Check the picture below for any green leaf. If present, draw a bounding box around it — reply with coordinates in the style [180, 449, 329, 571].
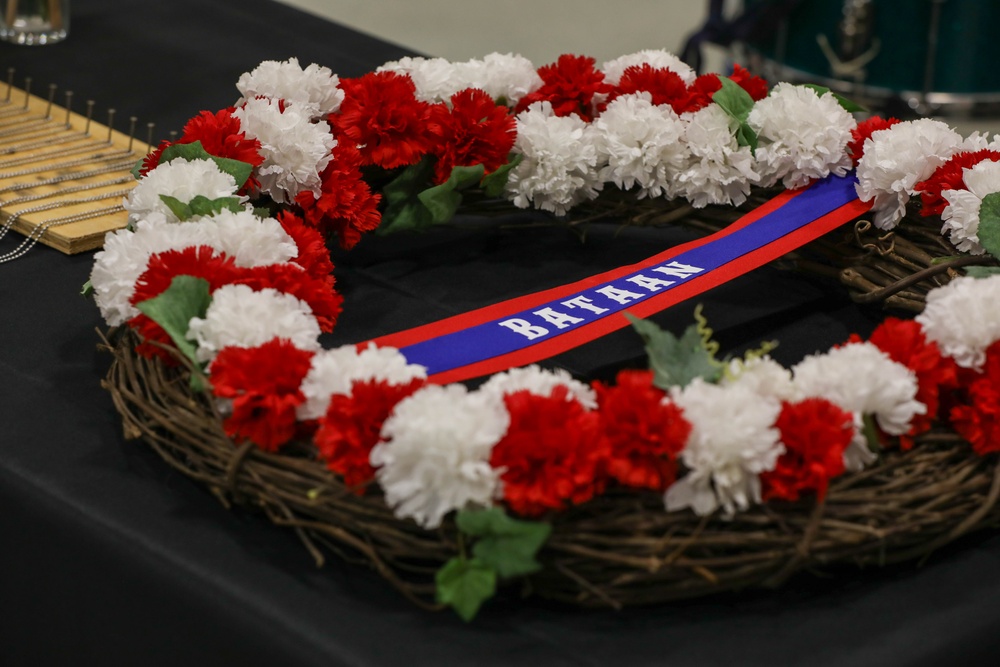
[159, 195, 194, 221]
[456, 507, 551, 579]
[735, 121, 759, 153]
[188, 195, 244, 218]
[481, 154, 523, 198]
[712, 76, 756, 122]
[801, 84, 867, 113]
[80, 280, 94, 298]
[158, 140, 254, 189]
[965, 266, 1000, 279]
[131, 156, 145, 180]
[378, 157, 436, 235]
[417, 163, 486, 224]
[626, 313, 723, 389]
[135, 275, 212, 390]
[978, 192, 1000, 260]
[435, 557, 497, 622]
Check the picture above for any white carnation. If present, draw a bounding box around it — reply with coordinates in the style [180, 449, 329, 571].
[506, 102, 602, 215]
[458, 52, 542, 105]
[723, 355, 798, 402]
[916, 274, 1000, 369]
[677, 104, 760, 208]
[601, 50, 696, 86]
[371, 384, 509, 528]
[201, 209, 300, 267]
[479, 365, 597, 409]
[792, 342, 925, 470]
[855, 118, 962, 229]
[188, 284, 322, 365]
[377, 56, 461, 103]
[593, 93, 689, 199]
[747, 83, 856, 189]
[940, 159, 1000, 254]
[236, 57, 344, 117]
[666, 379, 783, 516]
[233, 97, 336, 204]
[123, 158, 239, 226]
[297, 344, 427, 420]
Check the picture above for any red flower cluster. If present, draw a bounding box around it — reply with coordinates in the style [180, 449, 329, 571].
[209, 339, 316, 451]
[332, 71, 436, 170]
[314, 378, 426, 490]
[679, 65, 769, 113]
[847, 116, 899, 166]
[761, 398, 854, 502]
[594, 370, 690, 491]
[916, 149, 1000, 217]
[295, 142, 382, 249]
[515, 54, 614, 121]
[950, 342, 1000, 455]
[427, 88, 517, 185]
[138, 108, 264, 183]
[490, 387, 610, 516]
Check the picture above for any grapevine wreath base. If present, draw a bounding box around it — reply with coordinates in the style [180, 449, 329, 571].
[101, 328, 1000, 610]
[100, 209, 1000, 611]
[90, 52, 1000, 617]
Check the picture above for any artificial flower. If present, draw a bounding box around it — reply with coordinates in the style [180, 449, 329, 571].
[915, 148, 1000, 217]
[515, 54, 613, 122]
[677, 103, 760, 207]
[940, 159, 1000, 254]
[235, 57, 345, 118]
[490, 385, 609, 516]
[916, 274, 1000, 370]
[209, 338, 315, 451]
[123, 158, 240, 226]
[426, 87, 516, 184]
[666, 378, 784, 516]
[371, 384, 508, 528]
[855, 118, 962, 229]
[592, 93, 689, 199]
[747, 83, 856, 189]
[187, 283, 322, 364]
[594, 369, 690, 491]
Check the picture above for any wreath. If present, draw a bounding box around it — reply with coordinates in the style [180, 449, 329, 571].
[91, 52, 1000, 620]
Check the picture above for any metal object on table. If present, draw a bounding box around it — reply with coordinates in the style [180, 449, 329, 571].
[743, 0, 1000, 119]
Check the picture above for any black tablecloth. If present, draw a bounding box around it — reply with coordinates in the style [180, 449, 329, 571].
[3, 2, 1000, 665]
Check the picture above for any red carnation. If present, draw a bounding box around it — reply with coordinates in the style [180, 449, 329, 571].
[611, 64, 690, 113]
[847, 116, 900, 166]
[950, 341, 1000, 456]
[490, 386, 610, 517]
[295, 142, 382, 249]
[727, 64, 769, 101]
[594, 369, 691, 491]
[235, 262, 343, 333]
[128, 246, 241, 362]
[514, 54, 613, 121]
[331, 71, 435, 169]
[179, 108, 264, 169]
[915, 149, 1000, 217]
[761, 398, 854, 502]
[680, 73, 722, 113]
[866, 317, 959, 448]
[426, 88, 516, 185]
[138, 139, 172, 177]
[274, 210, 335, 282]
[209, 338, 315, 451]
[315, 378, 426, 490]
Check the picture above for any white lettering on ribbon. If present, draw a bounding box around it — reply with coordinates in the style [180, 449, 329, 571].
[499, 318, 549, 340]
[594, 285, 645, 304]
[561, 295, 609, 314]
[626, 274, 675, 292]
[651, 261, 705, 279]
[533, 307, 585, 329]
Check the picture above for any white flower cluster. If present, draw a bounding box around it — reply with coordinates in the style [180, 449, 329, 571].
[917, 274, 1000, 369]
[232, 97, 336, 204]
[378, 52, 542, 105]
[855, 118, 963, 229]
[123, 158, 242, 227]
[236, 57, 344, 118]
[941, 159, 1000, 254]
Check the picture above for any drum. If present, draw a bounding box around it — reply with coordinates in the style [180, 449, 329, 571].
[742, 0, 1000, 117]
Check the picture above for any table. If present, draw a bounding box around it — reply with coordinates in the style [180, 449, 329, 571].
[3, 2, 1000, 665]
